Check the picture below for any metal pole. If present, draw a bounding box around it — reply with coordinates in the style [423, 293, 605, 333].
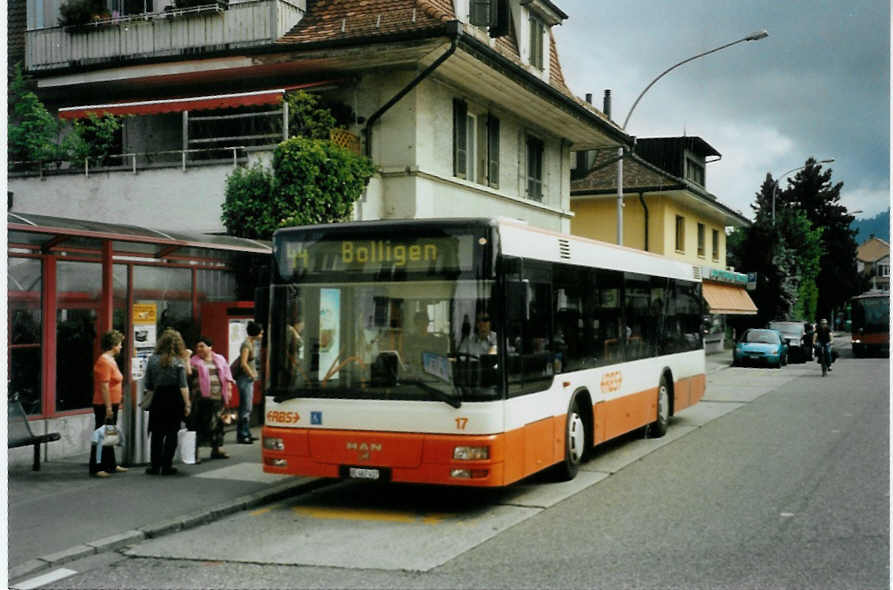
[617, 30, 768, 245]
[616, 146, 624, 245]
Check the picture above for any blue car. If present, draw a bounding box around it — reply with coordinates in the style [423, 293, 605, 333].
[733, 328, 788, 368]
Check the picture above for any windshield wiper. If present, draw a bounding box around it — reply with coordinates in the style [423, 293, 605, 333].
[398, 378, 462, 409]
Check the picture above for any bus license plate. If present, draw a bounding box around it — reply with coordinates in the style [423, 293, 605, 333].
[348, 467, 380, 480]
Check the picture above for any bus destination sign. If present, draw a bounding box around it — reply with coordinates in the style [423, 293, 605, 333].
[283, 236, 464, 275]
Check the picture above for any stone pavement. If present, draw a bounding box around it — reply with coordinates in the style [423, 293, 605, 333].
[8, 349, 738, 586]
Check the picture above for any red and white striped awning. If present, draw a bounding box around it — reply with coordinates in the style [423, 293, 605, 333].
[58, 81, 336, 119]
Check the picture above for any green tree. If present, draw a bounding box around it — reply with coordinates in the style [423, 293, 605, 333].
[727, 176, 824, 326]
[221, 95, 374, 239]
[8, 64, 60, 165]
[777, 159, 861, 321]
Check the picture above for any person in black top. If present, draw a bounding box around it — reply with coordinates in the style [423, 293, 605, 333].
[815, 318, 833, 371]
[144, 329, 192, 475]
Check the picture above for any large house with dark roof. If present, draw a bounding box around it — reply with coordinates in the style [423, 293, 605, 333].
[11, 0, 628, 233]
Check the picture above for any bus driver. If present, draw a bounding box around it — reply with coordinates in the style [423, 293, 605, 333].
[459, 313, 498, 356]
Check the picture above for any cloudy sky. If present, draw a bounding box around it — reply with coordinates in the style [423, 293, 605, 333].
[554, 0, 890, 220]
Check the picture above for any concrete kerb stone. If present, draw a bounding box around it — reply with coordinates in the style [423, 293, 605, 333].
[8, 559, 52, 582]
[39, 544, 97, 566]
[86, 530, 146, 552]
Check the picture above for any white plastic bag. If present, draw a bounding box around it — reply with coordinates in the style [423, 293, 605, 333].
[176, 428, 196, 465]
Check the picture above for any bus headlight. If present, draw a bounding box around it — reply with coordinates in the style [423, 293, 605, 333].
[450, 468, 489, 479]
[264, 457, 287, 467]
[453, 446, 489, 460]
[263, 437, 285, 451]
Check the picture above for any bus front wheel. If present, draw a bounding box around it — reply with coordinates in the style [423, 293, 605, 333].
[556, 395, 586, 481]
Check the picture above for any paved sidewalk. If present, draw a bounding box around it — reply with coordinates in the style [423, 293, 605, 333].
[706, 347, 733, 374]
[7, 425, 324, 584]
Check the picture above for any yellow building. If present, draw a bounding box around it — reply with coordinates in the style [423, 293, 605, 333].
[571, 136, 757, 349]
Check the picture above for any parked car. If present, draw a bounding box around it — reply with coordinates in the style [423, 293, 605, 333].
[768, 321, 808, 363]
[733, 328, 788, 368]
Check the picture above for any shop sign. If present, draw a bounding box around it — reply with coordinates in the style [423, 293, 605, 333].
[702, 267, 748, 286]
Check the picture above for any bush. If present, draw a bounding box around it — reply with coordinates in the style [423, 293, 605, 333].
[62, 113, 123, 167]
[273, 137, 376, 227]
[221, 163, 276, 239]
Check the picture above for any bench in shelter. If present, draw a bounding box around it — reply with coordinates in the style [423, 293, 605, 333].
[8, 397, 61, 471]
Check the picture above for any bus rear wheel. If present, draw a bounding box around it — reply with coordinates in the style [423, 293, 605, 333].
[648, 377, 670, 438]
[556, 395, 586, 481]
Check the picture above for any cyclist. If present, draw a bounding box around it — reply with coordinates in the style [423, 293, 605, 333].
[815, 318, 833, 373]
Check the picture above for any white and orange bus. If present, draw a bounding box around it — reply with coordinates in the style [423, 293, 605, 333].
[261, 218, 705, 486]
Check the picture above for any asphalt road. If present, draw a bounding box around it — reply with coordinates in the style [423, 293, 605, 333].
[22, 351, 889, 590]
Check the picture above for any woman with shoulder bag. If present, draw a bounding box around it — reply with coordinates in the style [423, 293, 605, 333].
[90, 330, 127, 478]
[143, 329, 192, 475]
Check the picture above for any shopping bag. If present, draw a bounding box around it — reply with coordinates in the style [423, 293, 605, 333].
[176, 428, 196, 465]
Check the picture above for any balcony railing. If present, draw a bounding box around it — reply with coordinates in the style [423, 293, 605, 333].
[8, 145, 275, 178]
[25, 0, 305, 72]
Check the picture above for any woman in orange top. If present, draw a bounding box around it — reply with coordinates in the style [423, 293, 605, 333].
[90, 330, 128, 478]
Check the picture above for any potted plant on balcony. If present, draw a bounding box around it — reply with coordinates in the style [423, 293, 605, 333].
[59, 0, 111, 28]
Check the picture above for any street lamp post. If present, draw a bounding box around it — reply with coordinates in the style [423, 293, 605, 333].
[615, 30, 768, 245]
[771, 158, 835, 224]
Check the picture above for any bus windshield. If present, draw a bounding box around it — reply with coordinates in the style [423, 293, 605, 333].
[852, 296, 890, 332]
[268, 225, 501, 405]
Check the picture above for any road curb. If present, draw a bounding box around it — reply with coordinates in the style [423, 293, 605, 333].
[9, 477, 327, 585]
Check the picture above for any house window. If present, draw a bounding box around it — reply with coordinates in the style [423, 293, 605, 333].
[485, 115, 500, 188]
[675, 216, 685, 252]
[879, 263, 890, 277]
[712, 229, 720, 261]
[528, 15, 545, 70]
[454, 99, 499, 188]
[453, 99, 469, 179]
[697, 223, 705, 257]
[526, 135, 544, 201]
[685, 157, 705, 187]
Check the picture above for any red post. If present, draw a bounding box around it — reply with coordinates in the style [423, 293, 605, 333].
[42, 256, 57, 416]
[99, 240, 114, 336]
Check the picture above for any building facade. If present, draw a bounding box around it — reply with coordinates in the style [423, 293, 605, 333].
[570, 136, 757, 351]
[856, 236, 890, 292]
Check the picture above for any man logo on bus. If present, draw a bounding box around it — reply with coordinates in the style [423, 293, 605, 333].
[600, 370, 622, 393]
[346, 441, 382, 461]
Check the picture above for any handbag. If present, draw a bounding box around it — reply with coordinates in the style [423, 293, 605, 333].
[176, 428, 197, 465]
[102, 423, 120, 447]
[230, 358, 242, 380]
[140, 388, 154, 410]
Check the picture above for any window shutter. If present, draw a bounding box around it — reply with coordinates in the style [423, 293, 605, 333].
[487, 115, 500, 189]
[489, 0, 509, 37]
[469, 0, 490, 26]
[453, 99, 467, 179]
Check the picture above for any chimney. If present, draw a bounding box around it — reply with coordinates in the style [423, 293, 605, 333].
[603, 89, 612, 120]
[585, 93, 592, 104]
